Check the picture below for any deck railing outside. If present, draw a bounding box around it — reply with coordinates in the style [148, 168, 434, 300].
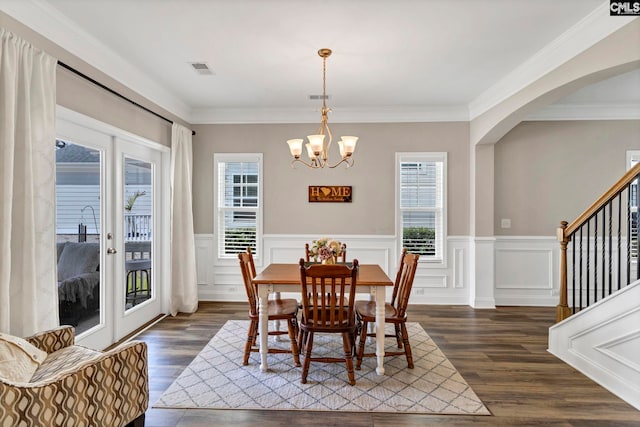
[125, 213, 151, 241]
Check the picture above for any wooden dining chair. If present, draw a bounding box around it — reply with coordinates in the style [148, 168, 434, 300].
[305, 242, 348, 262]
[245, 246, 257, 279]
[354, 248, 407, 350]
[298, 258, 359, 385]
[355, 252, 419, 370]
[238, 252, 301, 366]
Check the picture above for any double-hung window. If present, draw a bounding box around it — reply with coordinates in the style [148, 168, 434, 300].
[396, 152, 447, 263]
[214, 153, 262, 259]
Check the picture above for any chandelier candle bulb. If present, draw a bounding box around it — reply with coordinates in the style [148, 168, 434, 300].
[307, 134, 325, 155]
[305, 143, 316, 159]
[340, 136, 358, 156]
[287, 139, 303, 158]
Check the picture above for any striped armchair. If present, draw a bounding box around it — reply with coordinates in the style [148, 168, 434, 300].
[0, 326, 148, 427]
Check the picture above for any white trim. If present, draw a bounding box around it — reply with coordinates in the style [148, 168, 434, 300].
[56, 106, 170, 154]
[628, 150, 640, 169]
[190, 105, 470, 125]
[494, 236, 559, 307]
[549, 280, 640, 410]
[469, 238, 496, 309]
[525, 103, 640, 121]
[195, 234, 471, 305]
[469, 4, 637, 119]
[56, 107, 171, 348]
[193, 233, 582, 308]
[212, 153, 263, 262]
[395, 152, 448, 267]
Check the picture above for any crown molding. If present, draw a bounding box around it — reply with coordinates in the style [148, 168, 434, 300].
[0, 0, 192, 121]
[524, 103, 640, 121]
[4, 1, 635, 126]
[189, 105, 470, 124]
[468, 2, 638, 120]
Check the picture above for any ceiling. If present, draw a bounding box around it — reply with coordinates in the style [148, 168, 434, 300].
[2, 0, 639, 123]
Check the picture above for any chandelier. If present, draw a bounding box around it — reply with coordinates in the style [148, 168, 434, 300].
[286, 48, 358, 169]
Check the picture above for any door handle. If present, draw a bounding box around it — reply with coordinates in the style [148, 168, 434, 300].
[107, 248, 117, 254]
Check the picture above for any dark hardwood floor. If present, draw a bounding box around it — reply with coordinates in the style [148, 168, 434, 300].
[135, 302, 640, 426]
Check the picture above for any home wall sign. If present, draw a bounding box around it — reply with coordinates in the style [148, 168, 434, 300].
[308, 185, 352, 203]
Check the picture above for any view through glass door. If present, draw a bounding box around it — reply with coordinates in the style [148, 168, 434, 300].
[115, 142, 163, 340]
[55, 123, 114, 350]
[56, 111, 166, 349]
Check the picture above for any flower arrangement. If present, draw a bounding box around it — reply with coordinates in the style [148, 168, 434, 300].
[309, 237, 344, 263]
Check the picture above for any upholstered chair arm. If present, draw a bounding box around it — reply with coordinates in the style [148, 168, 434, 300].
[24, 325, 75, 353]
[0, 341, 148, 427]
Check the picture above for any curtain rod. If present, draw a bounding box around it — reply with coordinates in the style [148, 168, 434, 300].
[58, 61, 196, 136]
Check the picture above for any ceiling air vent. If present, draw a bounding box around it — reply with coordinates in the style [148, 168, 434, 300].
[309, 94, 330, 100]
[189, 62, 214, 75]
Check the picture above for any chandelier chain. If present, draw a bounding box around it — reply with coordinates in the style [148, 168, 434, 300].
[322, 54, 327, 110]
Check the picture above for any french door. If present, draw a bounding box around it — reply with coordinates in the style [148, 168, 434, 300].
[56, 108, 168, 350]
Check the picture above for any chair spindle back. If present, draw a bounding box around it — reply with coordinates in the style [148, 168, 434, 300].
[238, 252, 259, 316]
[394, 253, 420, 319]
[299, 258, 358, 328]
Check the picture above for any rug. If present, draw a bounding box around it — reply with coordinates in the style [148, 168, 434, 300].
[154, 320, 490, 415]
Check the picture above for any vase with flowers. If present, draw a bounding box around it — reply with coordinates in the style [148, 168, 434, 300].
[309, 237, 344, 264]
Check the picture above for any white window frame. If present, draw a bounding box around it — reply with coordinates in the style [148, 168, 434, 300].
[395, 152, 447, 266]
[213, 153, 263, 262]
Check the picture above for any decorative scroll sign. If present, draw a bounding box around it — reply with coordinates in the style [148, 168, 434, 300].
[308, 186, 352, 203]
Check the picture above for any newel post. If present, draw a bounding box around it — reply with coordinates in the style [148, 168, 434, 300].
[556, 221, 571, 322]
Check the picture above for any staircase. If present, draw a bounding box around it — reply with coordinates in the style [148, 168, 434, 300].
[548, 279, 640, 410]
[549, 163, 640, 410]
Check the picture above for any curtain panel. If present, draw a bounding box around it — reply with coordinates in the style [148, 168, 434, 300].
[0, 28, 58, 336]
[170, 123, 198, 315]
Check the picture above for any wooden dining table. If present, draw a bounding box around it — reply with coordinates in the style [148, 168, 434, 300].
[252, 263, 394, 375]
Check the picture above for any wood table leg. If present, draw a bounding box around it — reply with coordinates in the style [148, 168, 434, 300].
[374, 285, 386, 375]
[258, 284, 271, 372]
[274, 291, 282, 340]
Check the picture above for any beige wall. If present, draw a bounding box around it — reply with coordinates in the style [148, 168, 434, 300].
[494, 120, 640, 236]
[0, 11, 183, 146]
[192, 122, 471, 236]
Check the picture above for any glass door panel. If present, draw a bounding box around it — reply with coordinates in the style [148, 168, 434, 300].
[55, 141, 102, 334]
[115, 139, 163, 341]
[55, 115, 115, 351]
[124, 157, 153, 311]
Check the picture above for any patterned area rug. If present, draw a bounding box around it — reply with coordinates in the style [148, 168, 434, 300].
[154, 320, 490, 415]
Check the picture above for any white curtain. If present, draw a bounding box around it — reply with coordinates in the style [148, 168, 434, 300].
[170, 123, 198, 315]
[0, 28, 58, 336]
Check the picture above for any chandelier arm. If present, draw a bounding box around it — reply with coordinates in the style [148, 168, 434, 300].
[327, 156, 354, 169]
[290, 157, 319, 169]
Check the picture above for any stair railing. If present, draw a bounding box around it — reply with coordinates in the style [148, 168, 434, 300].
[556, 162, 640, 322]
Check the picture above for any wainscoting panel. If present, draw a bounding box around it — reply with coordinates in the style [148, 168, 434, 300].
[194, 234, 214, 286]
[494, 237, 559, 306]
[194, 234, 472, 305]
[495, 248, 553, 289]
[549, 280, 640, 410]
